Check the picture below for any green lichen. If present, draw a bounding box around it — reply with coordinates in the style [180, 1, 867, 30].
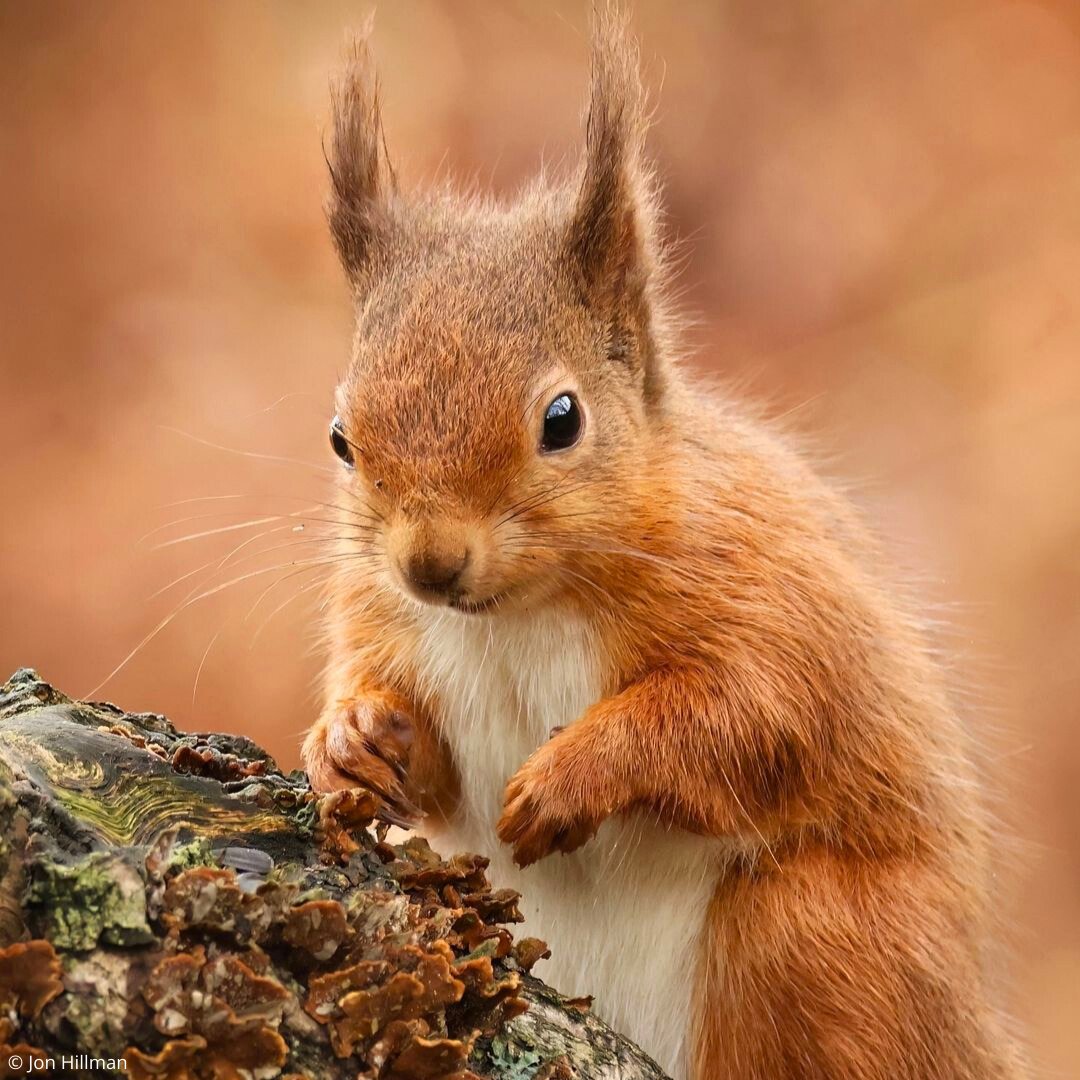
[166, 838, 217, 871]
[485, 1036, 546, 1080]
[26, 851, 154, 951]
[291, 787, 320, 835]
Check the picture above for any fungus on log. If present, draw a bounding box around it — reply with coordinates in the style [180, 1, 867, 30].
[0, 669, 669, 1080]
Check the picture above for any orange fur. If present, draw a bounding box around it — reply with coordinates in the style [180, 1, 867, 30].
[301, 11, 1025, 1078]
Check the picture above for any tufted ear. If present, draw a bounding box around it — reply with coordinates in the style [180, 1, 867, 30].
[325, 31, 395, 287]
[567, 10, 657, 309]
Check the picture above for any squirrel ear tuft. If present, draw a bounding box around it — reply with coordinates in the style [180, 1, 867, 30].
[567, 8, 654, 304]
[326, 27, 395, 285]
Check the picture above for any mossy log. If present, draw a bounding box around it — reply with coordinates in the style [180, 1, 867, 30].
[0, 670, 669, 1080]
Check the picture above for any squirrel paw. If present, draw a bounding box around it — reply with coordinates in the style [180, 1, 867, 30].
[496, 740, 606, 867]
[302, 693, 423, 828]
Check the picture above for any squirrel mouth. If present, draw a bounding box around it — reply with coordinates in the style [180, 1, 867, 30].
[449, 592, 505, 615]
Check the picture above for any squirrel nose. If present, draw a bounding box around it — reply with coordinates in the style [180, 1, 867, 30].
[403, 547, 470, 596]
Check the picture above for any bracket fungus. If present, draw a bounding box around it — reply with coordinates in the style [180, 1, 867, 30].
[0, 939, 64, 1076]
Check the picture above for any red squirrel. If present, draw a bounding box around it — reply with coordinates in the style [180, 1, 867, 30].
[302, 13, 1026, 1079]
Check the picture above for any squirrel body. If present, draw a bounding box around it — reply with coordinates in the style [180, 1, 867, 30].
[302, 13, 1026, 1079]
[414, 605, 724, 1077]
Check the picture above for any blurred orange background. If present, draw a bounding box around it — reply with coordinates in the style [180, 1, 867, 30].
[1, 2, 1077, 1072]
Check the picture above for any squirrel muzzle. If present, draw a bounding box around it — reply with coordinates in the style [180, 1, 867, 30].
[388, 518, 477, 606]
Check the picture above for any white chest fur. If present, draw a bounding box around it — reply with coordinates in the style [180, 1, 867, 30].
[412, 607, 721, 1079]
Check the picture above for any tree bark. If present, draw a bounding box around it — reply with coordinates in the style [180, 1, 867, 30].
[0, 669, 669, 1080]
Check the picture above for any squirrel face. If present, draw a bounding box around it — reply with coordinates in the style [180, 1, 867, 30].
[325, 30, 671, 615]
[331, 227, 652, 614]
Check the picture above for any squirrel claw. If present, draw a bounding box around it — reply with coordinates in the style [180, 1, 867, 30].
[373, 797, 424, 830]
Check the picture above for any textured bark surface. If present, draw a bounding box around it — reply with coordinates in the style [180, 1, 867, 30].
[0, 670, 669, 1080]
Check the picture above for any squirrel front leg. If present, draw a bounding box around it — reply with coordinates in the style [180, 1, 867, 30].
[304, 586, 460, 824]
[497, 665, 795, 866]
[303, 680, 459, 827]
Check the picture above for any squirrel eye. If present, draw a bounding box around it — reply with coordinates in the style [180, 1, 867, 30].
[329, 415, 355, 468]
[540, 393, 583, 454]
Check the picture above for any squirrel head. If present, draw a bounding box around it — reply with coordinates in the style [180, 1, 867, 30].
[327, 12, 678, 616]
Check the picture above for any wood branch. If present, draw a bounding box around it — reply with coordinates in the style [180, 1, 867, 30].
[0, 669, 669, 1080]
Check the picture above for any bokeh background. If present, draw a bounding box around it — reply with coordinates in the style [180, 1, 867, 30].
[2, 1, 1078, 1072]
